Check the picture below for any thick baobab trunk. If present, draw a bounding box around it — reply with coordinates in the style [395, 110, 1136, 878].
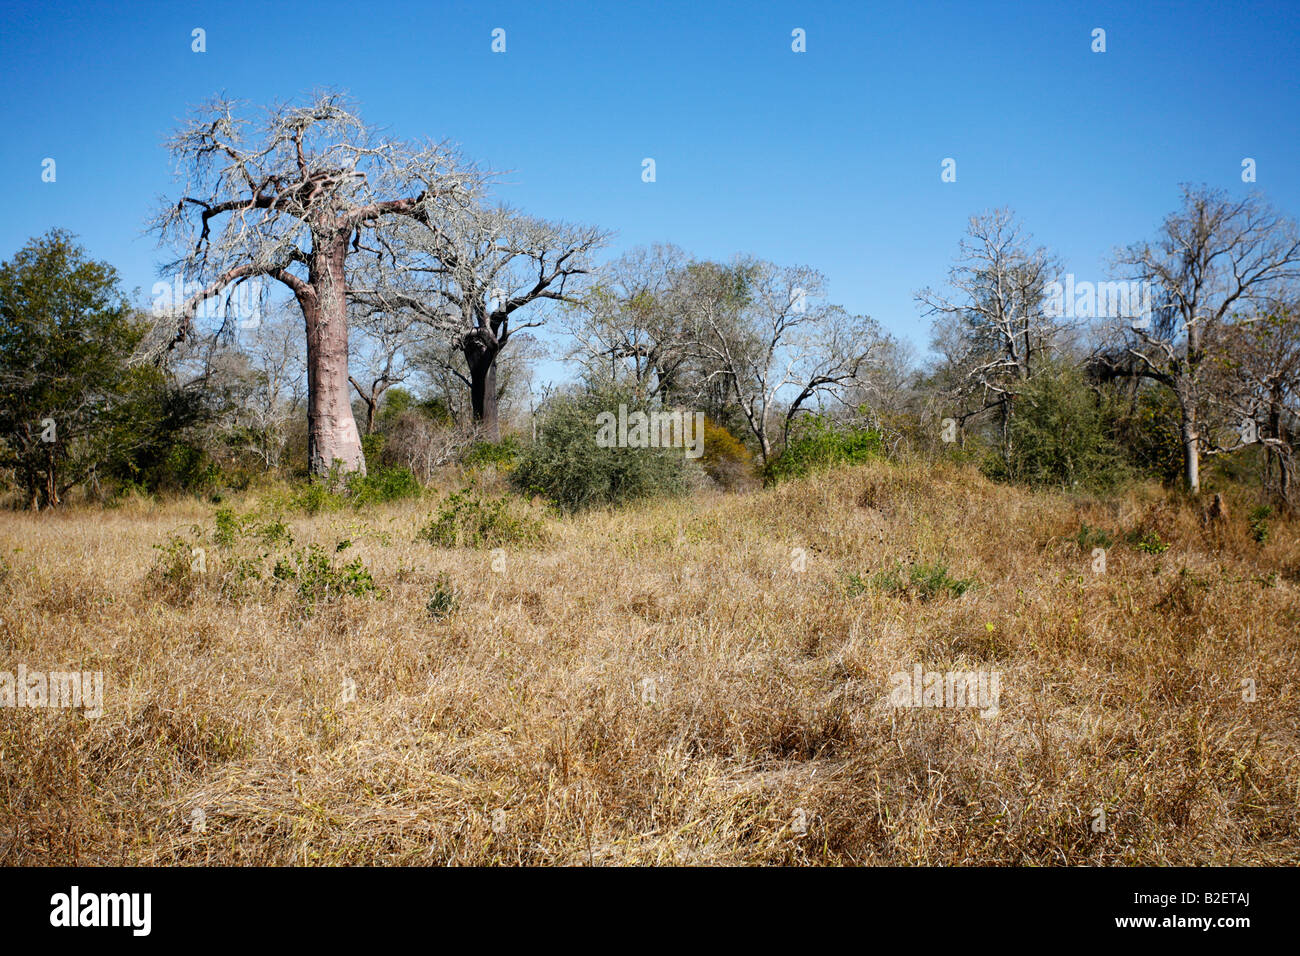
[302, 237, 366, 480]
[463, 329, 501, 441]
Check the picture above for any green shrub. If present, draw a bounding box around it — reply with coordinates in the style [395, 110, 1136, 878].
[347, 466, 422, 506]
[462, 436, 523, 471]
[213, 507, 242, 547]
[1248, 505, 1272, 544]
[289, 480, 343, 516]
[1132, 531, 1169, 555]
[983, 364, 1131, 490]
[419, 489, 546, 549]
[511, 388, 688, 512]
[147, 510, 377, 609]
[765, 414, 883, 484]
[1109, 385, 1184, 486]
[272, 540, 380, 606]
[277, 466, 421, 513]
[361, 432, 386, 471]
[425, 573, 459, 619]
[848, 560, 975, 602]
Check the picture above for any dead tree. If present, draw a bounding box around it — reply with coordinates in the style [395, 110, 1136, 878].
[689, 258, 884, 464]
[354, 204, 607, 440]
[1108, 186, 1300, 494]
[917, 209, 1062, 469]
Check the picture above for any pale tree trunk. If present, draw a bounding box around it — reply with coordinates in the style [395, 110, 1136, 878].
[303, 236, 366, 480]
[1000, 396, 1013, 471]
[751, 410, 772, 464]
[1180, 405, 1200, 495]
[1180, 327, 1203, 496]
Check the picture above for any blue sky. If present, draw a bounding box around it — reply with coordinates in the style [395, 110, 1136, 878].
[2, 0, 1298, 381]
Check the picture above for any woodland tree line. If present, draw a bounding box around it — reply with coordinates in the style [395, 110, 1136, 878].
[2, 94, 1298, 512]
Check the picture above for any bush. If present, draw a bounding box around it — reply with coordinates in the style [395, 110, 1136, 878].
[418, 489, 546, 549]
[765, 414, 884, 484]
[511, 388, 688, 512]
[346, 466, 422, 506]
[425, 573, 459, 619]
[461, 436, 523, 471]
[1109, 385, 1184, 486]
[146, 509, 377, 610]
[272, 540, 380, 606]
[848, 560, 975, 602]
[275, 466, 422, 513]
[985, 364, 1130, 490]
[361, 432, 386, 471]
[288, 480, 342, 516]
[1248, 505, 1272, 544]
[1131, 531, 1169, 555]
[699, 419, 757, 491]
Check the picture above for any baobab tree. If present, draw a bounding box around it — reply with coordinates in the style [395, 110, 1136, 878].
[1104, 186, 1300, 494]
[353, 203, 608, 440]
[145, 92, 484, 478]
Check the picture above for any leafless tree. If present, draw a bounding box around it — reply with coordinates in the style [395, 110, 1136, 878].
[917, 209, 1062, 466]
[237, 308, 307, 469]
[163, 305, 306, 472]
[354, 204, 608, 439]
[1207, 297, 1300, 509]
[348, 306, 418, 434]
[565, 243, 695, 401]
[690, 258, 884, 463]
[1101, 186, 1300, 494]
[144, 92, 484, 478]
[383, 414, 480, 481]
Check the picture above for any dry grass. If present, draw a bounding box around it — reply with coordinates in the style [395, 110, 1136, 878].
[1, 460, 1298, 865]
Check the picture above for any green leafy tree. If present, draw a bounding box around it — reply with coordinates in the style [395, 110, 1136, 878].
[0, 230, 139, 508]
[984, 362, 1130, 490]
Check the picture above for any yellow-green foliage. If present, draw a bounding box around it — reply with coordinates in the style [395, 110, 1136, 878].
[418, 489, 548, 549]
[699, 419, 756, 491]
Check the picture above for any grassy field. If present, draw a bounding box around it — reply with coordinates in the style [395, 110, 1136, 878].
[1, 460, 1297, 865]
